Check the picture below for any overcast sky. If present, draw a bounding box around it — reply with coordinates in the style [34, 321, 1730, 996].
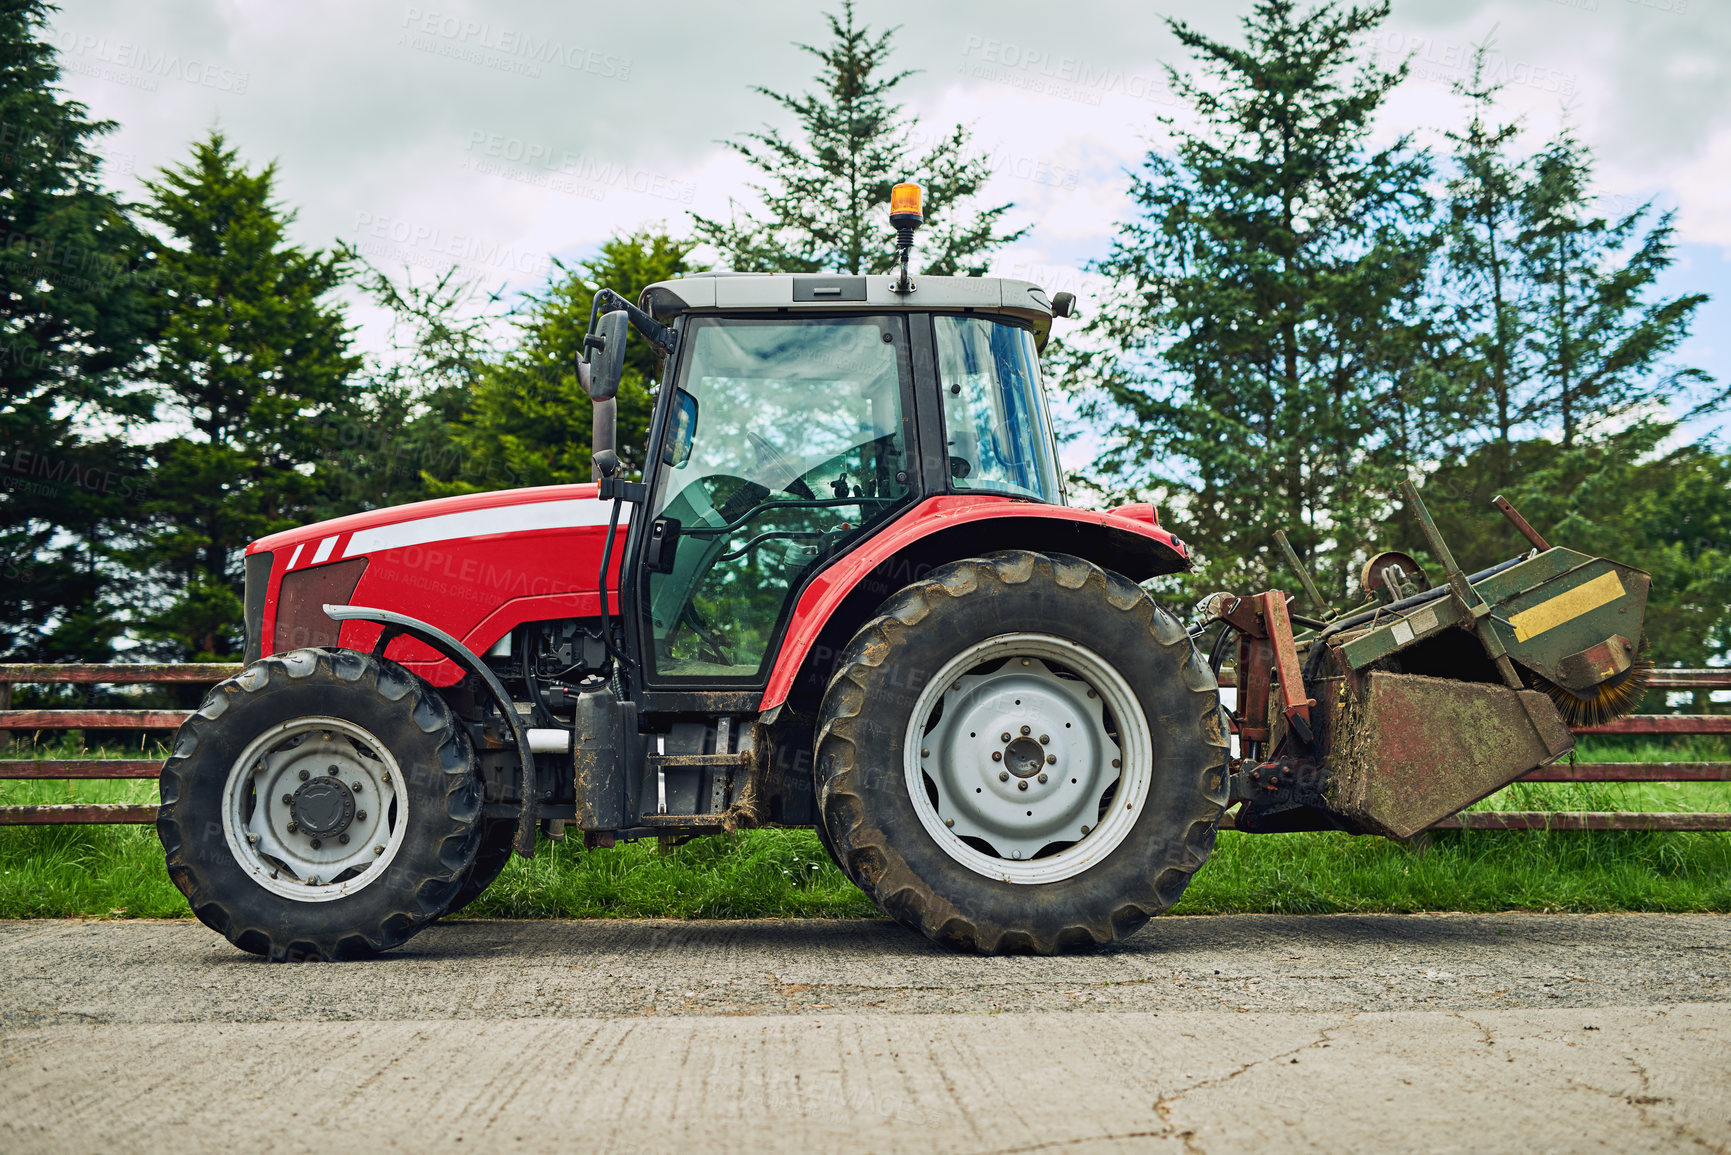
[48, 0, 1731, 443]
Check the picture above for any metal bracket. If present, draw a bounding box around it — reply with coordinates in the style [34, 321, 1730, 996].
[1403, 480, 1524, 691]
[598, 477, 647, 503]
[1259, 591, 1315, 744]
[1213, 590, 1313, 745]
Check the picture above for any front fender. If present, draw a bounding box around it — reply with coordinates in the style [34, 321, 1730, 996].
[325, 603, 539, 858]
[758, 496, 1190, 714]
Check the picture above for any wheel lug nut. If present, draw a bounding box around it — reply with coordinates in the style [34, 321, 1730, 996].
[1040, 734, 1049, 744]
[1017, 780, 1028, 791]
[281, 794, 293, 806]
[992, 751, 1002, 762]
[357, 811, 367, 821]
[1081, 824, 1092, 835]
[921, 748, 929, 758]
[339, 834, 350, 845]
[327, 765, 339, 776]
[1000, 732, 1011, 743]
[298, 769, 309, 781]
[1087, 690, 1097, 699]
[247, 833, 259, 844]
[998, 771, 1009, 782]
[310, 838, 321, 849]
[1112, 758, 1121, 768]
[374, 845, 384, 854]
[1020, 725, 1030, 736]
[352, 782, 363, 792]
[944, 818, 954, 828]
[286, 822, 298, 834]
[1046, 754, 1057, 764]
[1038, 773, 1048, 784]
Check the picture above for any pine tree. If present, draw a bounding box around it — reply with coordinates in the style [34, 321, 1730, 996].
[1519, 130, 1710, 446]
[128, 132, 361, 660]
[430, 232, 690, 494]
[0, 0, 152, 659]
[1420, 107, 1715, 666]
[314, 259, 502, 514]
[1441, 41, 1538, 483]
[690, 1, 1023, 276]
[1073, 0, 1447, 601]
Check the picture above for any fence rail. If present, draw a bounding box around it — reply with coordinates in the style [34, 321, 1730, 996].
[0, 662, 1726, 831]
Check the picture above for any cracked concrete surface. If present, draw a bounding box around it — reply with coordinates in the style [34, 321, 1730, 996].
[1, 914, 1726, 1152]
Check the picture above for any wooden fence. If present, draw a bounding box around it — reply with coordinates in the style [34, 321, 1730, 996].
[0, 663, 1726, 832]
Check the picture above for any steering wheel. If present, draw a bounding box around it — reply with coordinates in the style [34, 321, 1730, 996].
[746, 431, 816, 500]
[677, 604, 735, 668]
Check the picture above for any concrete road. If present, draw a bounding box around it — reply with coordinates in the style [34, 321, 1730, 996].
[1, 914, 1726, 1153]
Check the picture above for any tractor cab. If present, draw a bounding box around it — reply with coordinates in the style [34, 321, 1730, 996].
[622, 272, 1065, 688]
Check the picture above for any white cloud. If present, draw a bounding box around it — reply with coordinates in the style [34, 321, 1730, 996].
[45, 0, 1731, 391]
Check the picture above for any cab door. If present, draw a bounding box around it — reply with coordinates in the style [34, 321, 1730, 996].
[633, 314, 917, 686]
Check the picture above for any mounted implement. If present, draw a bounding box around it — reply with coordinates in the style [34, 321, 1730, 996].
[1203, 481, 1651, 839]
[157, 181, 1650, 960]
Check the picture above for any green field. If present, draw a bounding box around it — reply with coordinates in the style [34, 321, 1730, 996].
[0, 737, 1725, 921]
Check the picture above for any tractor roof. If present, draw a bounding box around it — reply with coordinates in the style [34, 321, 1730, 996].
[639, 273, 1057, 348]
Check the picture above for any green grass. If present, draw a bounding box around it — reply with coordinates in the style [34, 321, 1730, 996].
[0, 736, 1725, 920]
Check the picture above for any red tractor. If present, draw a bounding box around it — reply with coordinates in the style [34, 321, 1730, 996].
[158, 185, 1650, 959]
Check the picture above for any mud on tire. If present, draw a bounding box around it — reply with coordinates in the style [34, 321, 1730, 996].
[157, 648, 483, 961]
[815, 550, 1229, 954]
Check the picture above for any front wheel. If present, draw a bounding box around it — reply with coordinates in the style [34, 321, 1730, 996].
[157, 648, 483, 961]
[815, 551, 1229, 954]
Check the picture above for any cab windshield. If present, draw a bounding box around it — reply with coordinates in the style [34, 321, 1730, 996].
[643, 316, 910, 681]
[934, 315, 1062, 502]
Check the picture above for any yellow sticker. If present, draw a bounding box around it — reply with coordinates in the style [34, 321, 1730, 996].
[1508, 570, 1625, 642]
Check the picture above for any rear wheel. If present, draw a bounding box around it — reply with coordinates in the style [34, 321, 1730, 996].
[815, 550, 1229, 954]
[158, 648, 483, 961]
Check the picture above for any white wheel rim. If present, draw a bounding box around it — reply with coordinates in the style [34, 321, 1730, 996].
[903, 633, 1154, 884]
[220, 716, 408, 902]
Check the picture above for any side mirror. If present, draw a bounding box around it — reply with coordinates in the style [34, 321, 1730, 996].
[583, 310, 629, 401]
[1051, 291, 1076, 319]
[662, 389, 699, 469]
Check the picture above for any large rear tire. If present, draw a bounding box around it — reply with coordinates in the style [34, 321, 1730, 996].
[157, 648, 483, 961]
[815, 551, 1228, 954]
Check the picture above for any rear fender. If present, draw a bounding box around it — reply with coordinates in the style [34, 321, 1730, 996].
[758, 498, 1190, 716]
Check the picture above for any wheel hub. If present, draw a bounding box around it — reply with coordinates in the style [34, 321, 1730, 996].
[290, 777, 354, 836]
[220, 718, 405, 901]
[1004, 736, 1046, 778]
[917, 653, 1127, 863]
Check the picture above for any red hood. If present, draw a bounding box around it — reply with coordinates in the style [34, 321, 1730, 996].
[248, 483, 604, 555]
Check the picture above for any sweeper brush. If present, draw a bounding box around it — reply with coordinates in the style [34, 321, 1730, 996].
[1533, 637, 1653, 727]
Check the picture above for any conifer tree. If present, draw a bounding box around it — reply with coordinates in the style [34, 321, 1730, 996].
[1518, 131, 1709, 446]
[129, 132, 360, 659]
[1441, 42, 1537, 483]
[431, 232, 690, 494]
[315, 260, 501, 515]
[1074, 0, 1447, 600]
[0, 0, 151, 659]
[690, 1, 1023, 276]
